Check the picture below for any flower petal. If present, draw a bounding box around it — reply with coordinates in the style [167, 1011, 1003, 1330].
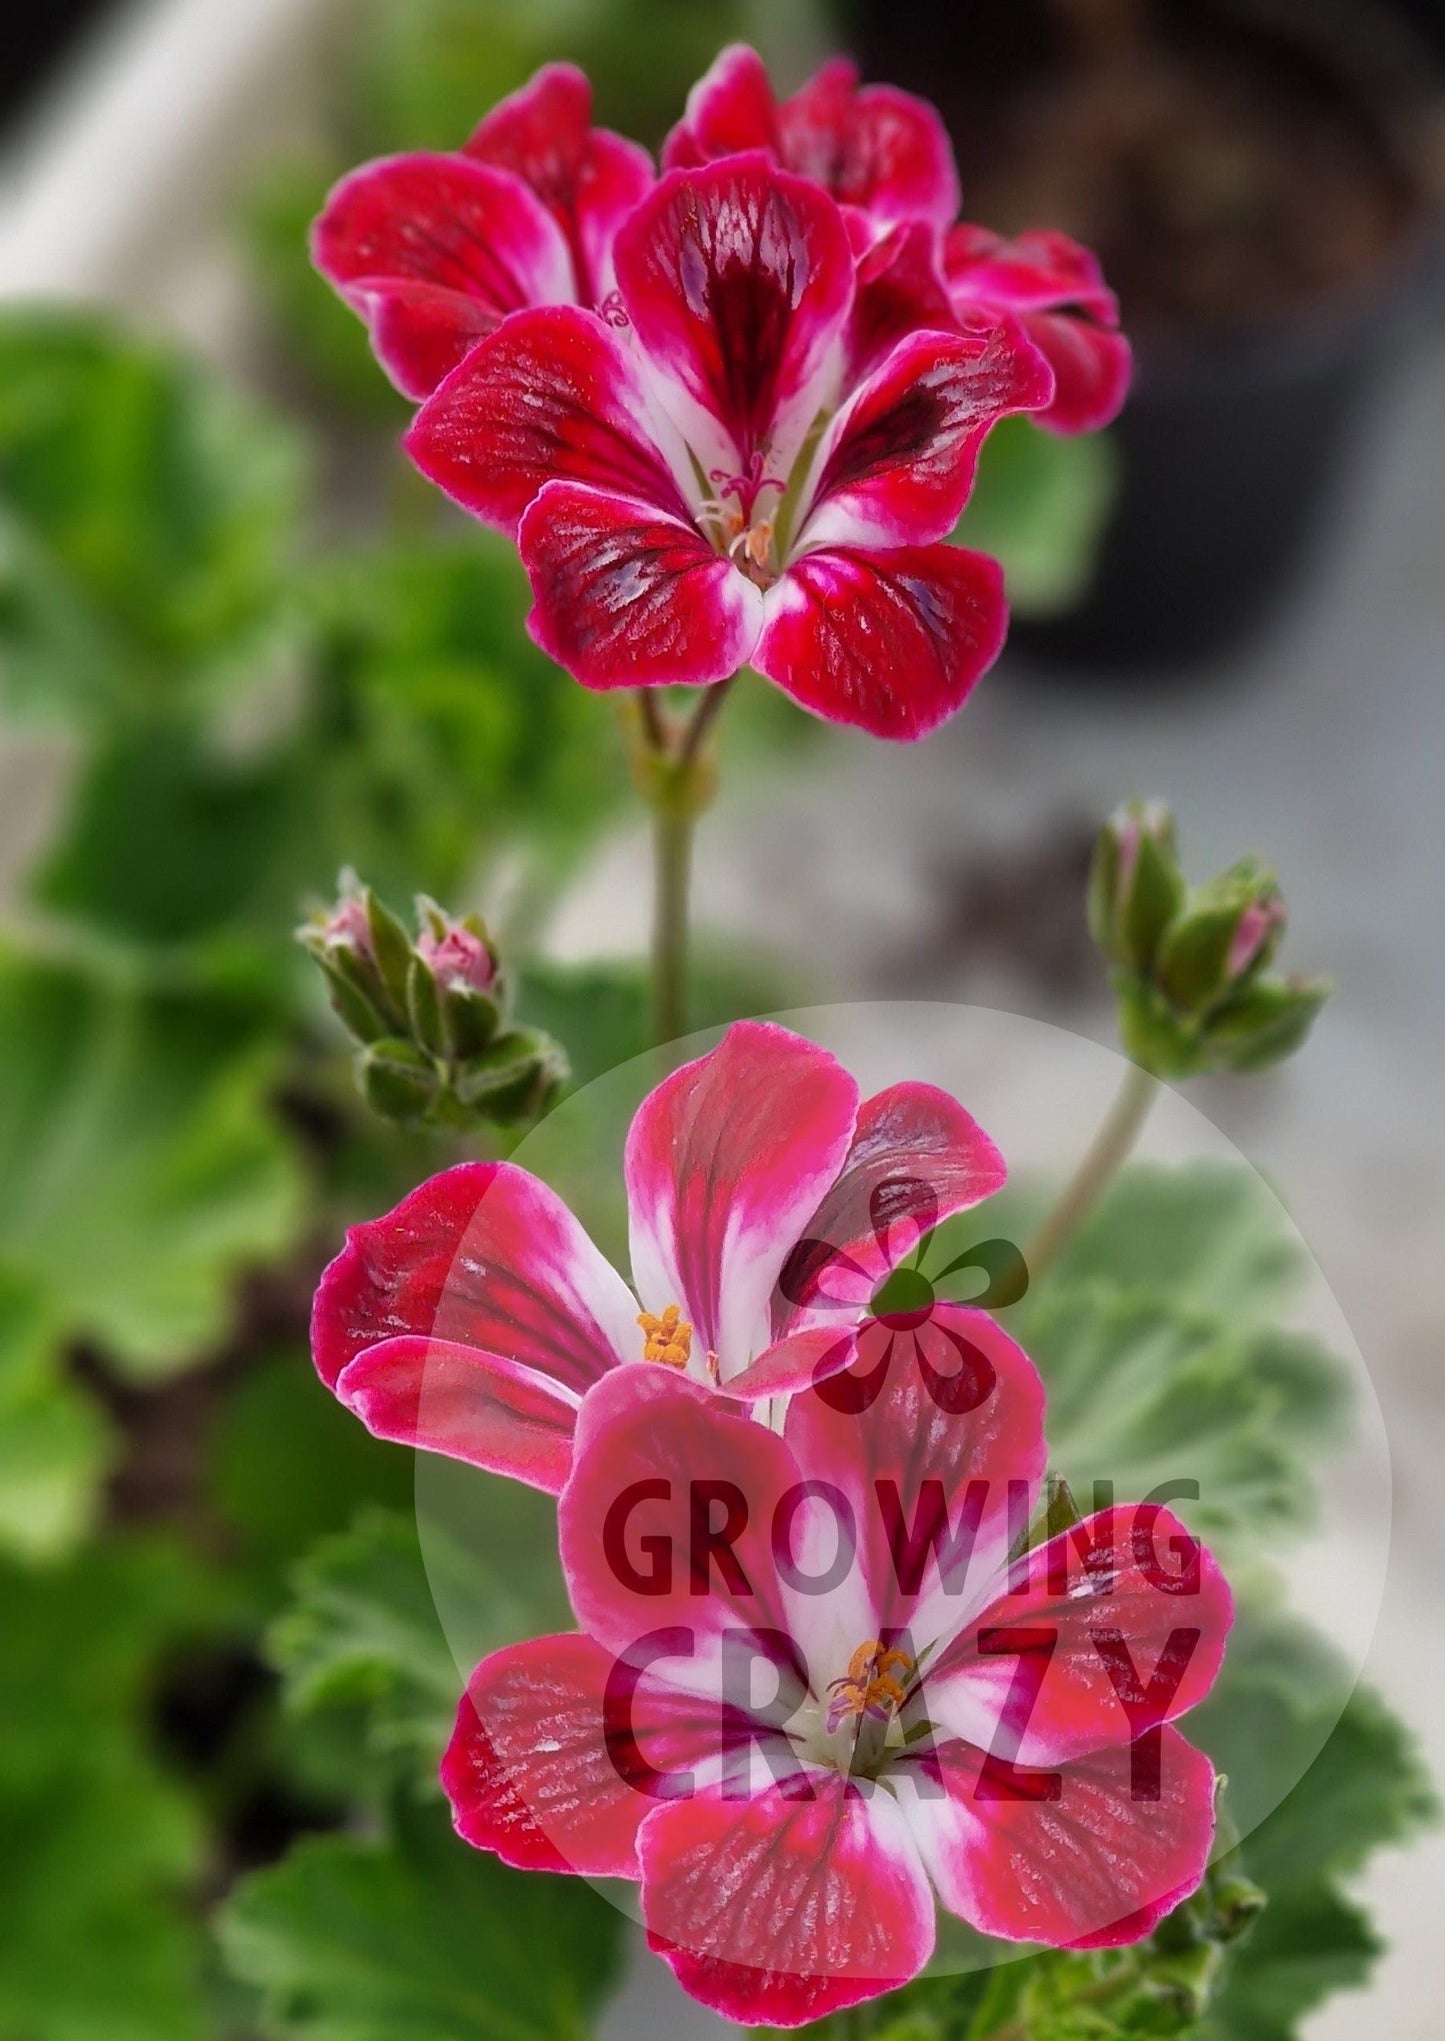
[783, 1306, 1047, 1653]
[944, 226, 1132, 436]
[335, 1336, 581, 1494]
[927, 1504, 1234, 1765]
[443, 1632, 724, 1876]
[1024, 311, 1134, 436]
[777, 58, 960, 234]
[775, 1081, 1008, 1335]
[891, 1728, 1217, 1947]
[625, 1020, 859, 1373]
[845, 220, 958, 384]
[464, 62, 654, 303]
[715, 1324, 861, 1402]
[662, 44, 779, 171]
[560, 1366, 804, 1704]
[613, 153, 854, 480]
[755, 542, 1007, 740]
[795, 321, 1053, 553]
[311, 153, 574, 399]
[518, 481, 763, 691]
[310, 1160, 638, 1396]
[404, 303, 691, 536]
[639, 1773, 935, 2026]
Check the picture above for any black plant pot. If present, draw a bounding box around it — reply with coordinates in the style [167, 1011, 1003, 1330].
[852, 0, 1445, 672]
[1016, 273, 1435, 669]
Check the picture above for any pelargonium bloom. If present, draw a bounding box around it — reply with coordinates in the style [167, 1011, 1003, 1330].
[663, 43, 960, 239]
[311, 1020, 1005, 1493]
[311, 63, 653, 398]
[405, 153, 1052, 737]
[443, 1350, 1233, 2025]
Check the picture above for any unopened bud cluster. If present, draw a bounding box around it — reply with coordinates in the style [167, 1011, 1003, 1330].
[1089, 803, 1328, 1080]
[299, 873, 567, 1129]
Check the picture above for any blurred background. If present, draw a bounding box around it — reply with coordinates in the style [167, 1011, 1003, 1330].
[0, 1, 1442, 2035]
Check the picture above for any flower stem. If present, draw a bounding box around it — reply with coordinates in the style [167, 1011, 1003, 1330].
[651, 799, 695, 1046]
[1023, 1061, 1158, 1281]
[633, 678, 737, 1046]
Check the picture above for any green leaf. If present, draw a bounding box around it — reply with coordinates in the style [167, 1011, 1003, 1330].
[0, 1540, 212, 2041]
[954, 416, 1117, 619]
[221, 1801, 624, 2041]
[1018, 1288, 1350, 1550]
[0, 1270, 114, 1563]
[207, 1347, 417, 1603]
[0, 947, 304, 1377]
[1198, 1882, 1379, 2041]
[270, 1509, 530, 1779]
[0, 311, 309, 720]
[1028, 1163, 1302, 1321]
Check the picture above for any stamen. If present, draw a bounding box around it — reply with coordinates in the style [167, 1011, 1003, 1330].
[638, 1304, 693, 1369]
[825, 1642, 917, 1734]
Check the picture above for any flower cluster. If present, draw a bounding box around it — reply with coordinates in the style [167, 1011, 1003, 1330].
[299, 873, 567, 1129]
[311, 1020, 1231, 2025]
[313, 48, 1131, 741]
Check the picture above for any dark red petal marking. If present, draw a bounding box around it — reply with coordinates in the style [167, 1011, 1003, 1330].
[614, 154, 854, 468]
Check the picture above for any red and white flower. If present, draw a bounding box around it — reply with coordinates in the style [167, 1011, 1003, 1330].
[404, 153, 1052, 738]
[442, 1351, 1233, 2025]
[311, 1020, 1005, 1494]
[311, 62, 654, 398]
[663, 43, 960, 239]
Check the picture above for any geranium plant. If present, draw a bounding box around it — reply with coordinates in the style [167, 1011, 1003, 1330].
[0, 18, 1429, 2041]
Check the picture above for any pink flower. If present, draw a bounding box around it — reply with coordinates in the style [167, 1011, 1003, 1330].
[663, 44, 960, 239]
[442, 1352, 1232, 2025]
[311, 63, 654, 398]
[942, 226, 1133, 436]
[404, 154, 1052, 738]
[311, 1020, 1006, 1493]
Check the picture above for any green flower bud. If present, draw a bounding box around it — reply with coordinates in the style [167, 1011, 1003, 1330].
[300, 875, 566, 1133]
[1155, 858, 1285, 1013]
[297, 869, 407, 1040]
[1091, 807, 1327, 1080]
[1088, 800, 1186, 976]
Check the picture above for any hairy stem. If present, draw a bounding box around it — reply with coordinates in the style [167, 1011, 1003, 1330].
[1024, 1061, 1158, 1280]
